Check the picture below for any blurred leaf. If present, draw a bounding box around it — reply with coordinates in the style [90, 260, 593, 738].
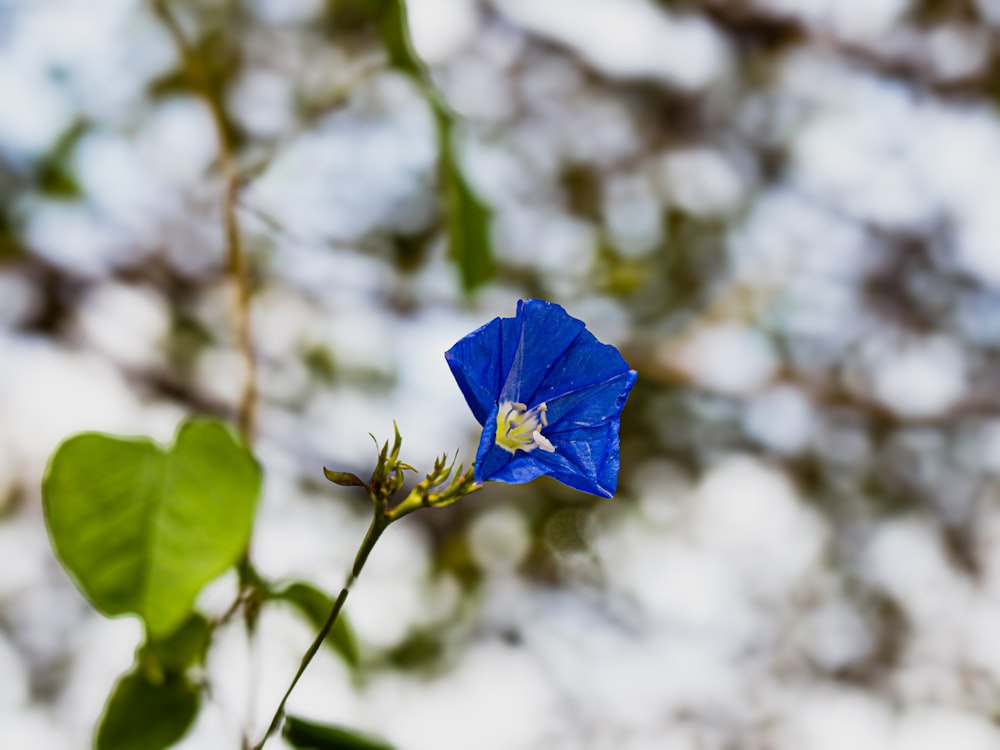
[167, 311, 215, 368]
[371, 0, 495, 291]
[139, 612, 211, 677]
[146, 68, 191, 99]
[277, 582, 360, 668]
[442, 145, 495, 291]
[0, 209, 27, 261]
[390, 228, 434, 273]
[43, 418, 261, 638]
[560, 164, 602, 219]
[283, 716, 396, 750]
[382, 627, 445, 672]
[96, 670, 200, 750]
[303, 344, 339, 384]
[35, 119, 88, 198]
[324, 0, 375, 33]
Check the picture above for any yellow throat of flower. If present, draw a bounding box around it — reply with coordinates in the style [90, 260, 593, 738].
[495, 401, 556, 454]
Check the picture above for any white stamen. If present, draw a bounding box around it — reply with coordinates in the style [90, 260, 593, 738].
[532, 429, 555, 452]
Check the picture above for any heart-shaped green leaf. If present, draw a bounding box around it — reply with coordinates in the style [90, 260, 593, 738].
[43, 417, 261, 638]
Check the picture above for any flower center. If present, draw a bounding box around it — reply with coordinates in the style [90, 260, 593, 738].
[495, 401, 556, 455]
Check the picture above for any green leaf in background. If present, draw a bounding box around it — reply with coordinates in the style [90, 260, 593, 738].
[138, 612, 212, 678]
[283, 715, 396, 750]
[372, 0, 496, 291]
[36, 118, 89, 199]
[43, 417, 261, 638]
[277, 582, 360, 669]
[442, 143, 495, 291]
[100, 614, 210, 749]
[96, 670, 200, 750]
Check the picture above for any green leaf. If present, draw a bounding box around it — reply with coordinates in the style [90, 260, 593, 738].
[442, 144, 495, 291]
[277, 582, 359, 669]
[36, 118, 89, 198]
[283, 716, 396, 750]
[43, 417, 261, 638]
[96, 670, 200, 750]
[139, 612, 211, 678]
[371, 0, 495, 291]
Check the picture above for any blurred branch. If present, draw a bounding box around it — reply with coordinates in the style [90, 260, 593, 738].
[697, 0, 996, 94]
[152, 0, 257, 441]
[240, 49, 388, 181]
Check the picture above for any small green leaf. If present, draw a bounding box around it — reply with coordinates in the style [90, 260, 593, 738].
[283, 716, 396, 750]
[277, 582, 359, 669]
[323, 468, 368, 489]
[96, 670, 200, 750]
[139, 612, 211, 677]
[43, 417, 261, 638]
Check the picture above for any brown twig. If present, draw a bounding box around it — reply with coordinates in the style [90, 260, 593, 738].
[152, 0, 257, 441]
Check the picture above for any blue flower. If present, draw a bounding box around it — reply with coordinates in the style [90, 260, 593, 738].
[446, 299, 637, 498]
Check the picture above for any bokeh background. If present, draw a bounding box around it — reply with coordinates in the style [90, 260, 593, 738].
[4, 0, 1000, 748]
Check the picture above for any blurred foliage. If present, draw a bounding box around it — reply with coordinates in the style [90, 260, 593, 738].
[374, 0, 496, 290]
[35, 119, 88, 199]
[6, 0, 1000, 746]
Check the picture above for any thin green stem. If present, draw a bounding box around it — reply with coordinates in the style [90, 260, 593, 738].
[251, 510, 390, 750]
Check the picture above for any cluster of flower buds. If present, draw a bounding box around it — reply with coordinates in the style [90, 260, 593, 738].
[324, 423, 481, 524]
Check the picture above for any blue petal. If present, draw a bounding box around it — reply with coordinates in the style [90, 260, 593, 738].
[500, 299, 587, 405]
[545, 369, 637, 431]
[530, 325, 633, 405]
[445, 314, 520, 425]
[478, 420, 624, 498]
[473, 403, 513, 483]
[534, 421, 624, 497]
